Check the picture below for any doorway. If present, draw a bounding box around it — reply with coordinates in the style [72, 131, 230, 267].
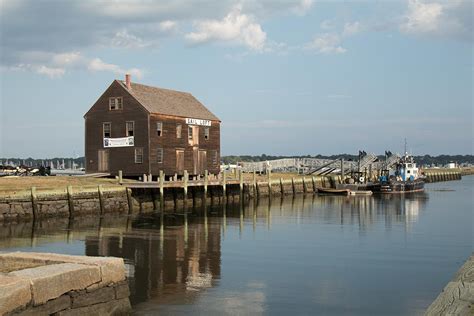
[176, 150, 184, 175]
[98, 149, 109, 172]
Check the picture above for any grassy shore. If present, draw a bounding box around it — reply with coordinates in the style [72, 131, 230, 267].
[0, 176, 132, 196]
[1, 167, 469, 197]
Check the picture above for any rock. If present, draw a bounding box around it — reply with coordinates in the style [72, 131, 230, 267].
[15, 294, 71, 316]
[71, 286, 115, 308]
[115, 282, 130, 300]
[0, 252, 47, 273]
[55, 297, 131, 316]
[0, 275, 31, 315]
[1, 252, 125, 286]
[11, 263, 101, 306]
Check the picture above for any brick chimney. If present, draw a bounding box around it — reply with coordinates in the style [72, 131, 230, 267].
[125, 74, 131, 89]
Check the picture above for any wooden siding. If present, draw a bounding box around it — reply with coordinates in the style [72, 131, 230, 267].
[85, 81, 150, 176]
[149, 114, 220, 176]
[85, 81, 221, 177]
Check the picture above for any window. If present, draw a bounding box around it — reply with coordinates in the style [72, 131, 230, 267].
[157, 122, 163, 136]
[126, 121, 134, 137]
[134, 148, 143, 164]
[176, 124, 182, 138]
[212, 150, 218, 165]
[103, 123, 111, 138]
[157, 147, 163, 163]
[188, 126, 193, 140]
[204, 128, 209, 140]
[109, 97, 123, 110]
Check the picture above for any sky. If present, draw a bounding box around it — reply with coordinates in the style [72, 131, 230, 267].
[0, 0, 472, 158]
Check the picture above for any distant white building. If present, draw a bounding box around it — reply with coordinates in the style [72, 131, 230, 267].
[446, 162, 456, 169]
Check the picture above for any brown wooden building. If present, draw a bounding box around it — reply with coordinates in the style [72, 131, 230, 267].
[84, 75, 220, 178]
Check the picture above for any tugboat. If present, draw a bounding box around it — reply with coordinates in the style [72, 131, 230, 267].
[367, 152, 425, 194]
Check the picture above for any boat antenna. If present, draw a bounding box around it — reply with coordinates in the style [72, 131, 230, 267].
[404, 138, 407, 156]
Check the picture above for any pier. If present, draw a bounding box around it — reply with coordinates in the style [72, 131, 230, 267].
[0, 167, 469, 222]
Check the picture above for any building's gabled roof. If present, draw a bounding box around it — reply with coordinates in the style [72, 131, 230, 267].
[117, 80, 220, 121]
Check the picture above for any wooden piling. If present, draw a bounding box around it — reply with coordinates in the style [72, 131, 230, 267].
[151, 189, 157, 210]
[98, 185, 105, 215]
[267, 169, 272, 197]
[253, 170, 257, 197]
[118, 170, 123, 184]
[67, 185, 74, 218]
[280, 178, 284, 195]
[341, 158, 344, 180]
[291, 177, 296, 195]
[312, 176, 316, 193]
[302, 177, 307, 193]
[31, 187, 38, 220]
[183, 170, 188, 199]
[126, 188, 133, 214]
[159, 170, 164, 201]
[204, 170, 209, 199]
[222, 170, 227, 201]
[239, 169, 243, 192]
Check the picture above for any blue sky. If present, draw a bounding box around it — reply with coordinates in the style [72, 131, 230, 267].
[0, 0, 472, 158]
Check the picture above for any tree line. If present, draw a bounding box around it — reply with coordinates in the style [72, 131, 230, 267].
[1, 154, 473, 168]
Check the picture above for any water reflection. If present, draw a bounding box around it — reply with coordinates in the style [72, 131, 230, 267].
[0, 192, 428, 312]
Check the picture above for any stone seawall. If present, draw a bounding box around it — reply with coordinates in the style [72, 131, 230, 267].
[0, 188, 130, 222]
[422, 170, 462, 183]
[0, 175, 335, 222]
[0, 252, 131, 315]
[425, 253, 474, 315]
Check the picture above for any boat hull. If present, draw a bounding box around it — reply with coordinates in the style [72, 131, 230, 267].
[367, 180, 425, 194]
[317, 188, 350, 195]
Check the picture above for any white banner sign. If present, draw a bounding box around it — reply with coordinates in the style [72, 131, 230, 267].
[103, 136, 134, 148]
[186, 118, 211, 126]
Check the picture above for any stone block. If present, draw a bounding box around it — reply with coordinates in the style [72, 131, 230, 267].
[1, 252, 125, 286]
[55, 298, 131, 316]
[115, 282, 130, 300]
[11, 263, 101, 305]
[15, 294, 71, 316]
[0, 252, 47, 273]
[71, 286, 115, 308]
[48, 254, 125, 286]
[0, 275, 31, 315]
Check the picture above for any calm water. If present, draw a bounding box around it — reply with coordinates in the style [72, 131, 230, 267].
[1, 176, 472, 315]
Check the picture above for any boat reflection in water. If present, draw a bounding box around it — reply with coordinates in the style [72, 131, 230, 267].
[0, 192, 428, 313]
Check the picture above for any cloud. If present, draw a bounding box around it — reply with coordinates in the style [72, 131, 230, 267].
[35, 65, 66, 78]
[292, 0, 315, 15]
[185, 5, 267, 51]
[343, 21, 361, 36]
[400, 0, 473, 41]
[4, 51, 144, 79]
[305, 33, 347, 54]
[306, 19, 362, 54]
[159, 20, 178, 32]
[87, 58, 143, 78]
[0, 0, 315, 74]
[400, 0, 443, 33]
[320, 20, 335, 30]
[111, 30, 150, 49]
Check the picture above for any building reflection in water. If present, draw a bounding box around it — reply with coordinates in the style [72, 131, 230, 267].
[0, 192, 428, 308]
[85, 209, 222, 306]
